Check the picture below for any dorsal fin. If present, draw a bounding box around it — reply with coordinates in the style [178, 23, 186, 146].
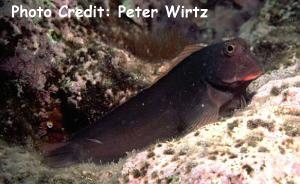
[153, 44, 206, 83]
[170, 44, 205, 67]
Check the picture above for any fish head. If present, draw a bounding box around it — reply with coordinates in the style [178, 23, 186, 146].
[206, 38, 263, 91]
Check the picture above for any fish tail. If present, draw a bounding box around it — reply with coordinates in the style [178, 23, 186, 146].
[42, 142, 78, 167]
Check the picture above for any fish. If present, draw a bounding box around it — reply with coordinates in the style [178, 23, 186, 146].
[44, 38, 263, 167]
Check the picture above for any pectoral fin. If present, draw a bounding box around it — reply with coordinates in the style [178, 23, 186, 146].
[219, 95, 246, 117]
[206, 83, 233, 109]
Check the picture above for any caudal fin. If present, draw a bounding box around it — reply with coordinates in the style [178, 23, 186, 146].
[42, 142, 78, 168]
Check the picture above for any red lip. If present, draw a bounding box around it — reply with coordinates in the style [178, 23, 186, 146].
[222, 70, 263, 84]
[240, 71, 263, 81]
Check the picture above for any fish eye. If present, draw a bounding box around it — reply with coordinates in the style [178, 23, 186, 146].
[223, 43, 236, 56]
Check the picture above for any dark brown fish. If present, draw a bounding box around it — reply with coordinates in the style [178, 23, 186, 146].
[44, 38, 262, 167]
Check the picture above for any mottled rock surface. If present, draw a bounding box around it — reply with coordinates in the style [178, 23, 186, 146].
[1, 66, 299, 184]
[121, 74, 300, 184]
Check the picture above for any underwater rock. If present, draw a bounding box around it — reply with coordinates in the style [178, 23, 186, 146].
[0, 0, 163, 143]
[239, 0, 300, 72]
[120, 73, 300, 184]
[124, 0, 263, 42]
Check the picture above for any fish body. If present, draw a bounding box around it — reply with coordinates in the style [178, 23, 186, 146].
[45, 38, 262, 167]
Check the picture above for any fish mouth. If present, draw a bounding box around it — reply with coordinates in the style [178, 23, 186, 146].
[222, 70, 263, 84]
[239, 70, 263, 81]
